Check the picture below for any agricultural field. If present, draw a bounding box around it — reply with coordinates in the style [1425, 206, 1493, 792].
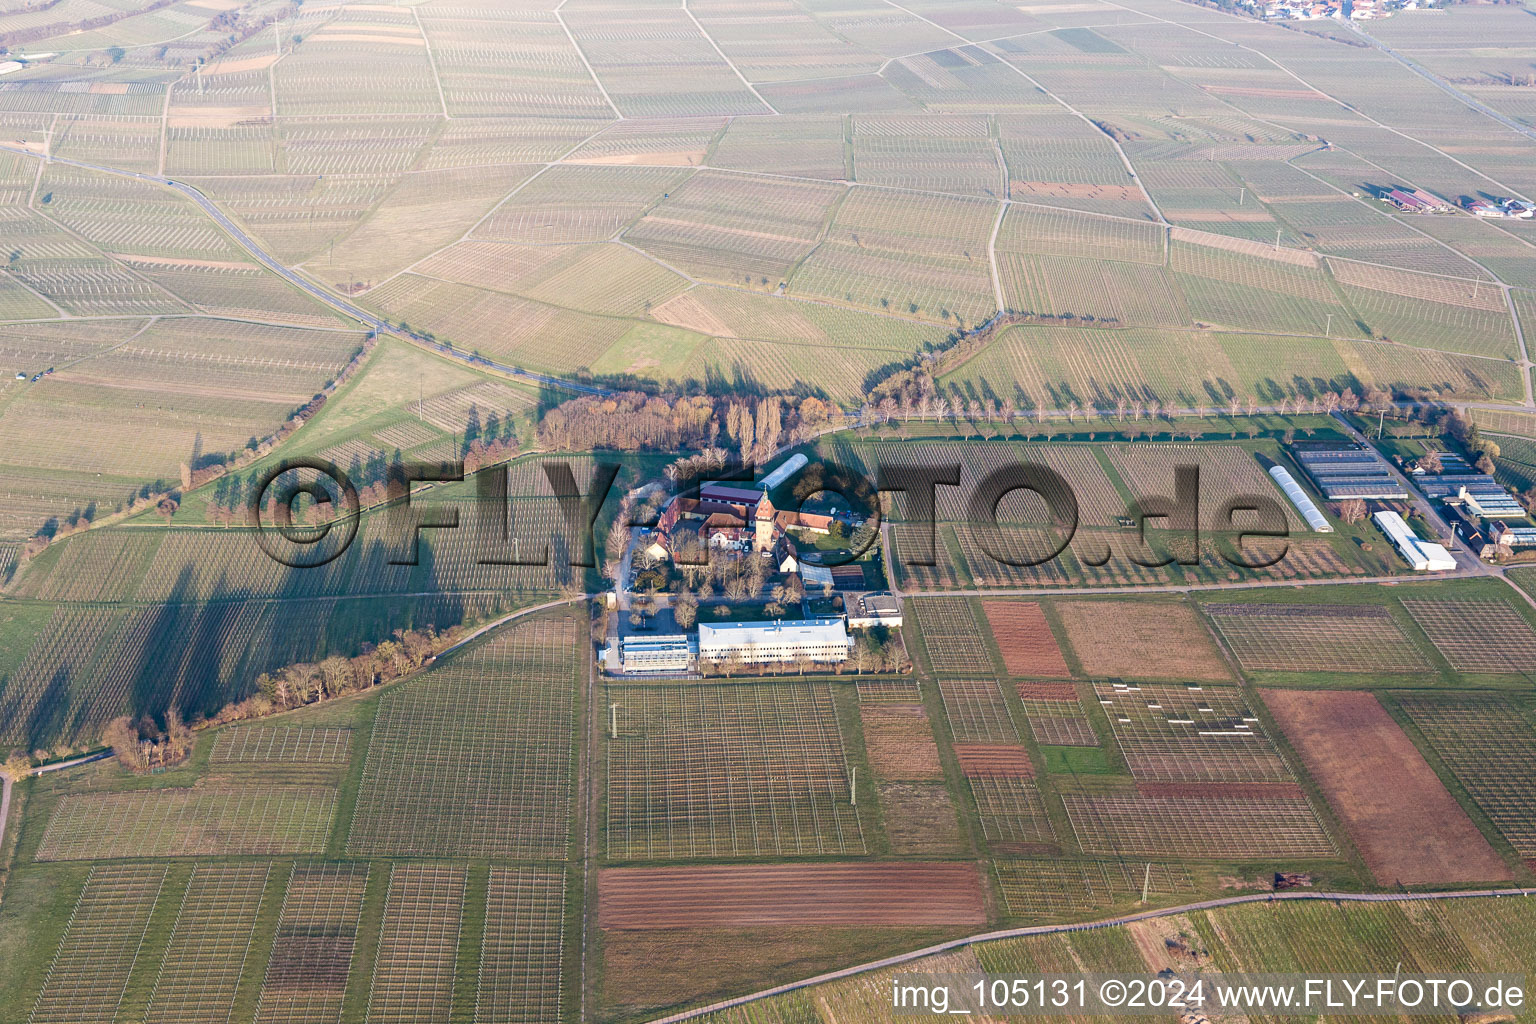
[7, 0, 1536, 1017]
[1400, 598, 1536, 675]
[981, 600, 1069, 677]
[605, 680, 865, 859]
[347, 618, 580, 859]
[859, 704, 943, 780]
[1205, 601, 1435, 676]
[690, 896, 1536, 1023]
[1014, 681, 1097, 747]
[1262, 689, 1513, 885]
[37, 786, 338, 860]
[29, 864, 169, 1024]
[994, 859, 1197, 918]
[144, 863, 272, 1024]
[909, 597, 995, 675]
[1093, 682, 1293, 784]
[1053, 599, 1232, 681]
[1394, 693, 1536, 861]
[1060, 789, 1335, 859]
[256, 862, 372, 1024]
[598, 863, 986, 929]
[477, 867, 568, 1024]
[937, 678, 1019, 745]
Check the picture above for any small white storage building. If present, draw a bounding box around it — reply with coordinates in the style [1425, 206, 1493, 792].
[1268, 465, 1332, 532]
[1372, 510, 1456, 571]
[761, 453, 808, 491]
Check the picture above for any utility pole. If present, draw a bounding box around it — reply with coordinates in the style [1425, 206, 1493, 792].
[849, 766, 857, 806]
[609, 702, 618, 740]
[1325, 312, 1332, 336]
[1238, 186, 1245, 205]
[1378, 406, 1386, 439]
[1140, 862, 1152, 905]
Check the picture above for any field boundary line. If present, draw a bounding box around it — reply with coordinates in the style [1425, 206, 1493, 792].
[681, 0, 778, 115]
[1345, 20, 1536, 144]
[1107, 0, 1532, 205]
[873, 0, 1166, 225]
[986, 200, 1006, 312]
[644, 887, 1536, 1024]
[414, 6, 450, 119]
[553, 0, 623, 120]
[368, 121, 619, 292]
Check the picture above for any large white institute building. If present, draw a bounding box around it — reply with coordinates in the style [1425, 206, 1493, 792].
[698, 618, 852, 665]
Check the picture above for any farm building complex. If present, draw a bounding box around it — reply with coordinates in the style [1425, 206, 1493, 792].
[1373, 510, 1457, 572]
[7, 0, 1536, 1017]
[1293, 444, 1408, 500]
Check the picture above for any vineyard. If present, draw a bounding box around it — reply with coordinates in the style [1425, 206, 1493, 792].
[981, 601, 1069, 677]
[8, 0, 1536, 1019]
[255, 863, 371, 1024]
[787, 188, 998, 325]
[367, 864, 467, 1024]
[623, 170, 843, 287]
[605, 680, 865, 859]
[347, 619, 579, 859]
[1094, 683, 1293, 784]
[967, 776, 1056, 847]
[211, 725, 353, 765]
[598, 863, 986, 928]
[686, 896, 1536, 1023]
[1061, 791, 1335, 859]
[1395, 692, 1536, 859]
[1206, 602, 1434, 674]
[31, 864, 168, 1024]
[859, 704, 943, 780]
[144, 863, 272, 1024]
[1014, 681, 1097, 746]
[994, 859, 1196, 918]
[1103, 443, 1302, 531]
[476, 867, 567, 1024]
[37, 787, 338, 861]
[936, 678, 1018, 745]
[910, 598, 995, 675]
[1054, 600, 1232, 681]
[0, 589, 482, 753]
[1401, 598, 1536, 674]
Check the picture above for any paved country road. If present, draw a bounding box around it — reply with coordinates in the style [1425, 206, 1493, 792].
[1346, 21, 1536, 148]
[644, 887, 1536, 1024]
[0, 143, 612, 398]
[0, 750, 112, 854]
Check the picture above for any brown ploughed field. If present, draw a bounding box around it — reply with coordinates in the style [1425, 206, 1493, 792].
[983, 601, 1070, 677]
[859, 705, 943, 780]
[1056, 600, 1232, 681]
[598, 863, 987, 928]
[1261, 689, 1512, 885]
[954, 744, 1036, 778]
